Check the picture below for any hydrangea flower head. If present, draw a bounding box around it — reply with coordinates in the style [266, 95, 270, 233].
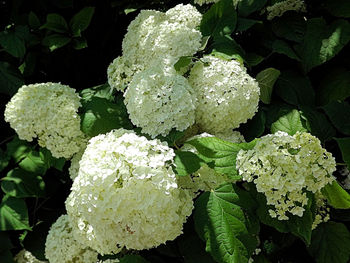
[4, 83, 86, 159]
[189, 56, 260, 134]
[45, 215, 98, 263]
[266, 0, 306, 20]
[236, 132, 336, 220]
[14, 249, 47, 263]
[66, 129, 193, 254]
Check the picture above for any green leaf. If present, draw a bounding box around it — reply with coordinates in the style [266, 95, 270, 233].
[270, 109, 307, 135]
[211, 36, 245, 62]
[174, 151, 203, 176]
[72, 36, 87, 49]
[271, 13, 306, 43]
[272, 40, 301, 61]
[194, 184, 259, 263]
[0, 30, 26, 58]
[1, 168, 45, 198]
[324, 0, 350, 18]
[156, 129, 185, 147]
[300, 106, 336, 142]
[28, 11, 41, 29]
[274, 70, 315, 106]
[336, 138, 350, 168]
[6, 136, 32, 163]
[256, 67, 280, 104]
[323, 101, 350, 135]
[19, 150, 48, 175]
[236, 18, 261, 32]
[0, 61, 24, 96]
[80, 83, 114, 102]
[0, 149, 10, 172]
[0, 196, 31, 231]
[81, 96, 133, 137]
[308, 222, 350, 263]
[42, 34, 71, 51]
[296, 18, 350, 72]
[174, 56, 192, 72]
[19, 52, 37, 77]
[240, 110, 266, 142]
[119, 255, 150, 263]
[186, 137, 257, 179]
[245, 53, 264, 67]
[238, 0, 267, 17]
[70, 7, 95, 37]
[200, 0, 237, 40]
[40, 13, 68, 33]
[318, 68, 350, 105]
[322, 181, 350, 209]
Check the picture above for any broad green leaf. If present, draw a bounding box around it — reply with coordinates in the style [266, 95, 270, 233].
[42, 34, 71, 51]
[336, 138, 350, 168]
[19, 52, 37, 77]
[119, 255, 150, 263]
[174, 56, 192, 72]
[80, 97, 133, 137]
[40, 13, 68, 33]
[300, 106, 336, 143]
[0, 196, 31, 231]
[245, 53, 264, 67]
[324, 0, 350, 18]
[174, 151, 203, 176]
[272, 40, 300, 61]
[318, 68, 350, 105]
[6, 136, 32, 163]
[19, 150, 48, 175]
[211, 36, 245, 62]
[296, 18, 350, 72]
[271, 13, 306, 43]
[70, 7, 95, 37]
[1, 168, 45, 198]
[186, 137, 257, 179]
[72, 36, 87, 49]
[240, 110, 266, 142]
[256, 67, 280, 104]
[265, 103, 294, 127]
[0, 61, 24, 96]
[323, 101, 350, 135]
[308, 222, 350, 263]
[238, 0, 267, 17]
[28, 12, 41, 29]
[0, 30, 26, 58]
[274, 70, 315, 106]
[200, 0, 237, 40]
[80, 83, 114, 102]
[236, 18, 261, 32]
[270, 109, 307, 135]
[156, 129, 185, 147]
[194, 184, 259, 263]
[322, 181, 350, 209]
[0, 149, 10, 172]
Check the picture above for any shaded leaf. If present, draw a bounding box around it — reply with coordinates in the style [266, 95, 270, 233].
[0, 196, 31, 231]
[240, 110, 266, 142]
[238, 0, 267, 17]
[323, 101, 350, 135]
[0, 30, 26, 58]
[70, 7, 95, 37]
[272, 40, 300, 61]
[28, 12, 41, 29]
[0, 61, 24, 96]
[256, 67, 280, 104]
[174, 56, 192, 72]
[336, 137, 350, 168]
[271, 13, 306, 43]
[236, 18, 261, 32]
[119, 255, 150, 263]
[72, 37, 87, 49]
[42, 34, 71, 51]
[324, 0, 350, 18]
[174, 151, 203, 176]
[40, 13, 68, 33]
[322, 181, 350, 209]
[211, 36, 245, 62]
[271, 109, 307, 135]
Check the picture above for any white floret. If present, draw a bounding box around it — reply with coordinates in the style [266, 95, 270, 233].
[189, 56, 260, 134]
[66, 129, 193, 254]
[165, 4, 202, 29]
[236, 132, 336, 220]
[266, 0, 306, 20]
[45, 215, 98, 263]
[4, 83, 86, 159]
[124, 64, 196, 138]
[194, 0, 241, 7]
[14, 249, 47, 263]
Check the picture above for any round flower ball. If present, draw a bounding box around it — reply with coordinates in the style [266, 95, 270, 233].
[4, 82, 86, 159]
[236, 131, 336, 220]
[124, 64, 196, 138]
[66, 129, 193, 254]
[189, 56, 260, 134]
[14, 249, 47, 263]
[45, 215, 98, 263]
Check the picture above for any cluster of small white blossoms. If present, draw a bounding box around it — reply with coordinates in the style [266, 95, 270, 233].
[14, 249, 47, 263]
[236, 131, 336, 220]
[189, 55, 260, 134]
[312, 192, 330, 230]
[107, 4, 202, 138]
[45, 215, 99, 263]
[179, 131, 245, 194]
[4, 83, 86, 159]
[66, 129, 193, 255]
[194, 0, 241, 7]
[340, 167, 350, 190]
[266, 0, 306, 20]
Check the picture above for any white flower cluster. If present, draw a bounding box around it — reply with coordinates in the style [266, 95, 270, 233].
[14, 249, 47, 263]
[4, 83, 86, 159]
[45, 215, 98, 263]
[124, 65, 196, 137]
[189, 56, 260, 134]
[236, 132, 336, 220]
[340, 167, 350, 190]
[266, 0, 306, 20]
[66, 129, 193, 254]
[107, 4, 202, 138]
[194, 0, 241, 7]
[179, 131, 245, 194]
[312, 192, 330, 230]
